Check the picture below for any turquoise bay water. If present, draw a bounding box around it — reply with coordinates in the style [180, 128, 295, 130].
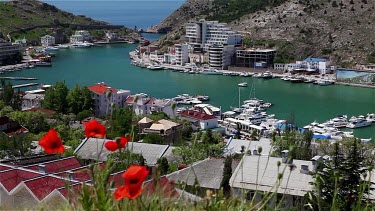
[3, 41, 375, 139]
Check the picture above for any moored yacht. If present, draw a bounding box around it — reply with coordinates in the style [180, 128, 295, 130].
[366, 113, 375, 122]
[346, 119, 372, 129]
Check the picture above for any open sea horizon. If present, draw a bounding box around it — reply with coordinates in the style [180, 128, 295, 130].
[43, 0, 185, 30]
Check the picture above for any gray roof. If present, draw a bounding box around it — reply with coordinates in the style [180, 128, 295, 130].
[161, 146, 180, 163]
[74, 138, 170, 165]
[230, 155, 313, 196]
[224, 138, 272, 156]
[166, 158, 240, 190]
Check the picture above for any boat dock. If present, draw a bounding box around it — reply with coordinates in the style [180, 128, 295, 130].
[0, 83, 39, 90]
[0, 77, 38, 81]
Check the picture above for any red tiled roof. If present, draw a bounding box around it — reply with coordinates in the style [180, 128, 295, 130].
[55, 166, 92, 182]
[4, 126, 29, 137]
[24, 176, 71, 200]
[25, 157, 81, 173]
[88, 83, 117, 95]
[0, 169, 41, 192]
[0, 165, 11, 171]
[143, 177, 179, 198]
[125, 96, 135, 103]
[108, 171, 125, 188]
[146, 98, 156, 105]
[179, 110, 217, 121]
[58, 183, 83, 198]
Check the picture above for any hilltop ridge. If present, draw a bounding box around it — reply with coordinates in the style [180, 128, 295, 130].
[151, 0, 375, 66]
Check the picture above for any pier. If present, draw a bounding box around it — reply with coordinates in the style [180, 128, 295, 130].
[0, 83, 39, 90]
[0, 77, 38, 81]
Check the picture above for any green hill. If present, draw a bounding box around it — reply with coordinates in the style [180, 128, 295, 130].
[0, 0, 132, 44]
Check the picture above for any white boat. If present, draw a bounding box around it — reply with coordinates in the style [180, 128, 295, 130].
[148, 65, 163, 70]
[260, 71, 273, 79]
[366, 113, 375, 122]
[56, 44, 69, 49]
[346, 119, 372, 129]
[44, 46, 59, 51]
[317, 80, 334, 86]
[71, 43, 90, 48]
[200, 69, 222, 75]
[238, 82, 248, 87]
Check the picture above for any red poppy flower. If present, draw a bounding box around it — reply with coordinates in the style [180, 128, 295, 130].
[114, 165, 149, 200]
[83, 119, 106, 138]
[119, 136, 132, 148]
[104, 141, 119, 152]
[39, 129, 65, 154]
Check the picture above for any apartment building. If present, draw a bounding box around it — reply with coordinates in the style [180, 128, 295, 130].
[0, 39, 21, 64]
[185, 19, 242, 52]
[208, 45, 235, 70]
[87, 82, 131, 116]
[174, 44, 189, 66]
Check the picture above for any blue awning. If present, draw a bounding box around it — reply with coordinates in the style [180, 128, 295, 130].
[313, 134, 331, 139]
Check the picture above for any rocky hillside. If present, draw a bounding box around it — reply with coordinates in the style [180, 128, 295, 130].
[0, 0, 134, 44]
[152, 0, 375, 66]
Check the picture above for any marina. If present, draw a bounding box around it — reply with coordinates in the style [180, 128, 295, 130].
[1, 38, 374, 140]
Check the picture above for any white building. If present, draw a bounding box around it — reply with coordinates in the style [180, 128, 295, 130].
[208, 45, 235, 70]
[186, 19, 242, 52]
[70, 35, 84, 44]
[274, 58, 334, 74]
[0, 39, 21, 65]
[87, 82, 131, 117]
[175, 44, 189, 66]
[105, 32, 118, 42]
[125, 94, 177, 118]
[40, 35, 55, 47]
[178, 110, 218, 130]
[163, 54, 176, 64]
[74, 30, 91, 42]
[149, 52, 164, 63]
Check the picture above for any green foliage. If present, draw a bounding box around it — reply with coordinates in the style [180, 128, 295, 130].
[206, 0, 287, 23]
[9, 111, 49, 134]
[55, 124, 84, 149]
[221, 156, 233, 197]
[77, 110, 93, 122]
[0, 80, 21, 110]
[143, 133, 164, 144]
[367, 51, 375, 63]
[43, 81, 69, 113]
[67, 85, 93, 115]
[0, 133, 33, 158]
[148, 112, 170, 121]
[0, 105, 14, 116]
[157, 157, 169, 175]
[271, 129, 312, 160]
[109, 108, 133, 138]
[308, 139, 373, 210]
[173, 141, 225, 164]
[107, 150, 146, 173]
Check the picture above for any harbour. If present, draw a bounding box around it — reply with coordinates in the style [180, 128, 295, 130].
[1, 39, 374, 140]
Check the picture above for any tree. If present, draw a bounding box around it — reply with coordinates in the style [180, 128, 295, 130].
[67, 85, 93, 115]
[77, 110, 93, 122]
[308, 140, 372, 210]
[109, 108, 133, 138]
[201, 129, 216, 144]
[143, 134, 164, 144]
[43, 82, 69, 113]
[157, 157, 169, 175]
[220, 156, 232, 197]
[10, 111, 49, 134]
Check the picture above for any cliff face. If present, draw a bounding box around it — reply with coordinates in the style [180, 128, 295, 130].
[152, 0, 375, 66]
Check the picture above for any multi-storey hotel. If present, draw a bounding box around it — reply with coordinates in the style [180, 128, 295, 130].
[186, 19, 242, 52]
[208, 45, 235, 70]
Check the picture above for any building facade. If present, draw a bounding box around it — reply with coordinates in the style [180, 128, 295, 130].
[178, 110, 218, 130]
[125, 95, 177, 118]
[236, 49, 276, 68]
[208, 45, 235, 70]
[40, 35, 55, 47]
[175, 44, 189, 66]
[186, 19, 242, 52]
[74, 30, 91, 42]
[87, 82, 131, 116]
[70, 35, 84, 44]
[0, 40, 21, 65]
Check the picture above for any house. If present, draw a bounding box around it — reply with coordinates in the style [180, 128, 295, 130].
[0, 116, 29, 137]
[74, 30, 91, 42]
[229, 153, 315, 208]
[166, 158, 240, 194]
[223, 138, 272, 156]
[21, 93, 44, 110]
[69, 35, 84, 44]
[178, 110, 218, 130]
[125, 94, 177, 118]
[74, 138, 173, 166]
[0, 156, 124, 209]
[140, 119, 182, 143]
[87, 82, 131, 117]
[105, 32, 118, 42]
[40, 35, 55, 47]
